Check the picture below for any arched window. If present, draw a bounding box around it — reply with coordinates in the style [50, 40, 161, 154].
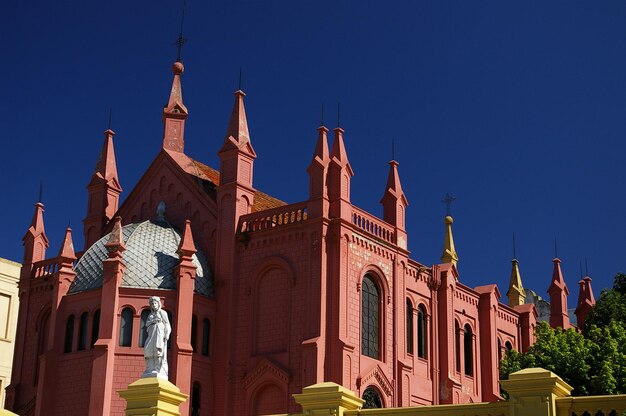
[455, 320, 461, 372]
[139, 309, 150, 347]
[191, 315, 198, 352]
[361, 274, 380, 359]
[202, 319, 210, 356]
[406, 299, 413, 354]
[417, 305, 427, 358]
[191, 382, 201, 416]
[498, 338, 502, 364]
[64, 315, 75, 353]
[119, 308, 133, 347]
[505, 341, 513, 351]
[35, 312, 50, 384]
[91, 309, 100, 348]
[362, 386, 383, 409]
[78, 312, 89, 351]
[464, 324, 473, 376]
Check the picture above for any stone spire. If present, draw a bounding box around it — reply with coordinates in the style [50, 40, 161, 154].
[162, 61, 189, 153]
[381, 160, 408, 228]
[440, 216, 458, 266]
[307, 125, 330, 218]
[23, 201, 49, 265]
[58, 227, 77, 262]
[105, 216, 125, 255]
[548, 258, 570, 329]
[507, 258, 525, 307]
[575, 276, 595, 328]
[177, 219, 197, 259]
[327, 126, 354, 220]
[218, 89, 257, 187]
[83, 128, 122, 249]
[219, 90, 256, 156]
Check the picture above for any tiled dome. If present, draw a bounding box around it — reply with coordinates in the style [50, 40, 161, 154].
[69, 219, 212, 296]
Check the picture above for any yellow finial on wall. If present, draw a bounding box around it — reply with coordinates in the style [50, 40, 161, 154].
[441, 215, 458, 266]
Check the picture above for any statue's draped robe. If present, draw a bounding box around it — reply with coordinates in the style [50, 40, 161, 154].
[144, 308, 170, 375]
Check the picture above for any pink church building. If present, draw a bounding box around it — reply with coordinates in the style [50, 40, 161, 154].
[5, 57, 596, 416]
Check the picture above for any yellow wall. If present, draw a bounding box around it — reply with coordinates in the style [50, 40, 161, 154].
[267, 367, 626, 416]
[0, 258, 20, 409]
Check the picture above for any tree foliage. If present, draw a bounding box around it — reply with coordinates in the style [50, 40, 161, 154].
[500, 273, 626, 396]
[582, 273, 626, 334]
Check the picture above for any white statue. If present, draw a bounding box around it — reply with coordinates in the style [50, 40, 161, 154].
[142, 296, 171, 378]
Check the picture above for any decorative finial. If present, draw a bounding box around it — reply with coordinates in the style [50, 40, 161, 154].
[156, 201, 166, 220]
[321, 103, 324, 126]
[108, 107, 112, 130]
[585, 257, 588, 276]
[442, 193, 456, 217]
[580, 261, 583, 279]
[174, 0, 187, 62]
[238, 66, 242, 91]
[554, 238, 558, 259]
[337, 102, 341, 128]
[391, 138, 395, 161]
[512, 232, 517, 260]
[38, 181, 43, 203]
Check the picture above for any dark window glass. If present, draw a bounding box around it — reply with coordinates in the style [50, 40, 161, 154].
[191, 315, 198, 353]
[464, 324, 473, 376]
[361, 275, 380, 359]
[362, 386, 383, 409]
[91, 309, 100, 348]
[455, 320, 461, 372]
[78, 312, 89, 351]
[139, 309, 150, 347]
[64, 315, 75, 353]
[417, 305, 427, 358]
[119, 308, 133, 347]
[406, 299, 413, 354]
[166, 310, 173, 349]
[505, 341, 513, 351]
[191, 382, 201, 416]
[202, 319, 210, 356]
[498, 339, 502, 364]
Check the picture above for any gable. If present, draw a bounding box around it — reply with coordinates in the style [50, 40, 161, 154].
[110, 150, 219, 253]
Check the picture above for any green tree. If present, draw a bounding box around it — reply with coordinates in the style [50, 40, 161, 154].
[582, 273, 626, 334]
[501, 273, 626, 396]
[500, 322, 592, 395]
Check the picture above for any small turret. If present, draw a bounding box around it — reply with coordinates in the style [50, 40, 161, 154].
[162, 61, 189, 153]
[575, 276, 595, 328]
[83, 128, 122, 249]
[327, 124, 354, 221]
[440, 216, 458, 266]
[381, 158, 408, 249]
[218, 88, 257, 189]
[548, 257, 570, 329]
[307, 124, 330, 218]
[23, 201, 49, 266]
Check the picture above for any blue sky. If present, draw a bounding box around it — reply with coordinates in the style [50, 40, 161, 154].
[1, 1, 625, 304]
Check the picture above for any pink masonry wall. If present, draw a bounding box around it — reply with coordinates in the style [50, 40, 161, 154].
[6, 57, 571, 416]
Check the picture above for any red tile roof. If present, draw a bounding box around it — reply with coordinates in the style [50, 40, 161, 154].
[166, 150, 286, 212]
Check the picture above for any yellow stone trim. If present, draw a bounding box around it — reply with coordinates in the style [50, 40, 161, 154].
[118, 376, 188, 416]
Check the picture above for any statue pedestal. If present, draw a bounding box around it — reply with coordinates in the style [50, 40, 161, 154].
[118, 376, 188, 416]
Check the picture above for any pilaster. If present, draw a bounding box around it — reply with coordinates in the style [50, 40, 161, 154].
[89, 217, 125, 416]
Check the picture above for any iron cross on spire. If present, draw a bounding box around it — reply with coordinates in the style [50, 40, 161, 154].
[442, 193, 456, 216]
[174, 0, 187, 62]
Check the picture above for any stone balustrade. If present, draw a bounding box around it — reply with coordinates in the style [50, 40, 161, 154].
[239, 202, 308, 234]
